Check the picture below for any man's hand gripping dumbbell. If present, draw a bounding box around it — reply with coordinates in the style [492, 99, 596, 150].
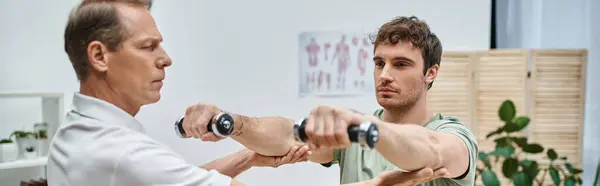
[292, 105, 379, 150]
[175, 104, 235, 141]
[293, 115, 379, 150]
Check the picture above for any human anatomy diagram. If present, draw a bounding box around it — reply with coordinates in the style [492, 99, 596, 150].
[355, 37, 371, 89]
[299, 32, 374, 96]
[331, 35, 351, 90]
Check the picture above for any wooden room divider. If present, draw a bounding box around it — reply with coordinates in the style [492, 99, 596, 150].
[428, 49, 587, 185]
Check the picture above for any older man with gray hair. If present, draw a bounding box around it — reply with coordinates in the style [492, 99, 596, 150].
[47, 0, 310, 186]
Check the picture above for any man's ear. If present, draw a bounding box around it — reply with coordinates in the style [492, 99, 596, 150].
[425, 64, 439, 84]
[87, 41, 110, 72]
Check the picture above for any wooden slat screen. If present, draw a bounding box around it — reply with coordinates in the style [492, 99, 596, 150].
[529, 49, 587, 167]
[473, 50, 529, 185]
[422, 49, 586, 186]
[474, 50, 529, 153]
[428, 52, 476, 129]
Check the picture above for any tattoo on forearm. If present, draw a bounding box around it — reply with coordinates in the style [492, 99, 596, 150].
[232, 117, 244, 136]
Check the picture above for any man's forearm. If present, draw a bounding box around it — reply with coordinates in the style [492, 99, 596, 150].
[375, 122, 444, 172]
[228, 114, 299, 156]
[200, 149, 254, 178]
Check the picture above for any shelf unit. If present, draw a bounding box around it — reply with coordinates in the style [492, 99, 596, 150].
[0, 156, 48, 170]
[0, 92, 64, 175]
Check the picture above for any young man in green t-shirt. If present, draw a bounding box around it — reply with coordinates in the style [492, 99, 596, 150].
[181, 16, 478, 186]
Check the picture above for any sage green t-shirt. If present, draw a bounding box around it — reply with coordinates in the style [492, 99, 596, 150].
[325, 109, 478, 186]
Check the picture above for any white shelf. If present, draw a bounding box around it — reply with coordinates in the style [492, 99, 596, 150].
[0, 91, 63, 174]
[0, 156, 47, 170]
[0, 92, 63, 98]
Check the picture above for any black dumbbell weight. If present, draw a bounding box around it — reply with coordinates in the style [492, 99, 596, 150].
[175, 112, 235, 138]
[293, 117, 379, 149]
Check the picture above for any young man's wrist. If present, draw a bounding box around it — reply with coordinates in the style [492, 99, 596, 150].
[230, 114, 248, 136]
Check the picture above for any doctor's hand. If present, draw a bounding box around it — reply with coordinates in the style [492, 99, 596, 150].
[304, 105, 376, 149]
[374, 167, 451, 186]
[249, 145, 312, 168]
[182, 103, 225, 142]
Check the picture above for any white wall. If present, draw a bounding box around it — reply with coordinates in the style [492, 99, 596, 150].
[583, 0, 600, 183]
[496, 0, 600, 184]
[0, 0, 491, 185]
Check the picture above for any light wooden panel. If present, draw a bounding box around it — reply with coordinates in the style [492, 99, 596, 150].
[473, 50, 529, 186]
[475, 49, 529, 153]
[428, 52, 475, 129]
[529, 49, 586, 167]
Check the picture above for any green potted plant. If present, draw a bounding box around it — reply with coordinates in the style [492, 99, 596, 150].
[0, 138, 18, 162]
[476, 100, 584, 186]
[37, 130, 47, 139]
[10, 130, 36, 159]
[24, 146, 36, 159]
[34, 122, 50, 156]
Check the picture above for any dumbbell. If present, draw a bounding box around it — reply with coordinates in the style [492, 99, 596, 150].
[293, 117, 379, 149]
[174, 112, 235, 138]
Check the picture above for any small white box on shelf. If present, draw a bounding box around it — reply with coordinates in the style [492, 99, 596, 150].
[0, 139, 18, 162]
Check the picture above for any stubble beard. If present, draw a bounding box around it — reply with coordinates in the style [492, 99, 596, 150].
[376, 77, 425, 117]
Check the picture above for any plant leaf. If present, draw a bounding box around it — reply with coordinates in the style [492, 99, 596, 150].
[513, 116, 530, 131]
[549, 166, 561, 186]
[481, 169, 501, 186]
[503, 122, 520, 133]
[565, 163, 583, 174]
[486, 127, 504, 139]
[522, 144, 544, 154]
[519, 160, 533, 167]
[511, 137, 528, 148]
[547, 148, 558, 160]
[512, 171, 533, 186]
[502, 158, 519, 178]
[491, 146, 515, 157]
[566, 163, 575, 173]
[560, 156, 568, 160]
[564, 176, 576, 186]
[494, 137, 511, 148]
[479, 152, 492, 169]
[563, 163, 583, 174]
[519, 160, 539, 178]
[498, 100, 516, 122]
[479, 152, 488, 160]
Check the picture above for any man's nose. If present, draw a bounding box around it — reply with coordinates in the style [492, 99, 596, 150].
[157, 47, 172, 68]
[159, 57, 172, 68]
[378, 67, 393, 83]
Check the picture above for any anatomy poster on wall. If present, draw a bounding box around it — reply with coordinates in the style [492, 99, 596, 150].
[298, 31, 375, 97]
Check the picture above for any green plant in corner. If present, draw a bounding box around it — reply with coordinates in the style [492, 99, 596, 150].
[475, 100, 584, 186]
[0, 138, 13, 144]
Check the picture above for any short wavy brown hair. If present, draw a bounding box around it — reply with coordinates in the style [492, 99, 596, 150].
[372, 16, 442, 90]
[64, 0, 153, 81]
